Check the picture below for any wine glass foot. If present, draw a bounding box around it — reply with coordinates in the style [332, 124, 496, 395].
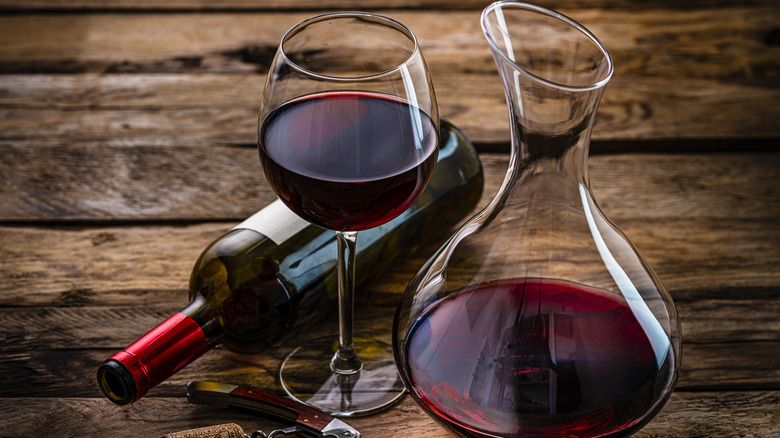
[279, 336, 406, 417]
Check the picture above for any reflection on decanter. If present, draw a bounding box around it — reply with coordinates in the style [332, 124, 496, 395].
[405, 278, 675, 437]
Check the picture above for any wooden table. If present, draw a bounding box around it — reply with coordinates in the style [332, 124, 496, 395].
[1, 0, 778, 436]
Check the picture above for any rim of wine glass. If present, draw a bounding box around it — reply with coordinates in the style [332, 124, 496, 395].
[481, 1, 614, 92]
[279, 11, 421, 82]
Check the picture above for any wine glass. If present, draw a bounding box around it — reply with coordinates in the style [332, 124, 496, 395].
[258, 12, 439, 416]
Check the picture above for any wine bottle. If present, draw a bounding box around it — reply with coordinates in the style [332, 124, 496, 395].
[97, 120, 484, 405]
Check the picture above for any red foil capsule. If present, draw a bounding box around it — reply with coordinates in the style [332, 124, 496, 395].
[98, 313, 207, 404]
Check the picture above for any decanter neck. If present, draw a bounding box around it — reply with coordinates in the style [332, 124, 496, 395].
[510, 108, 594, 185]
[495, 56, 608, 191]
[482, 2, 613, 190]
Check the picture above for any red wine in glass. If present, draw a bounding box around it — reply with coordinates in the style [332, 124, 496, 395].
[259, 91, 438, 232]
[401, 278, 676, 438]
[259, 11, 440, 416]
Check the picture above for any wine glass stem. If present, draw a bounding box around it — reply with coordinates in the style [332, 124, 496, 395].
[331, 230, 363, 374]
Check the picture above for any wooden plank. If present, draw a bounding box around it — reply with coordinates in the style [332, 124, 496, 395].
[2, 214, 779, 306]
[0, 334, 778, 399]
[1, 148, 778, 222]
[2, 153, 779, 302]
[0, 0, 775, 11]
[0, 392, 777, 437]
[1, 214, 779, 391]
[0, 74, 263, 108]
[0, 74, 778, 146]
[636, 391, 780, 438]
[1, 294, 777, 391]
[0, 223, 217, 305]
[0, 9, 777, 144]
[1, 220, 778, 393]
[3, 340, 779, 399]
[2, 296, 778, 353]
[0, 5, 775, 437]
[0, 292, 780, 354]
[1, 10, 776, 81]
[0, 144, 274, 222]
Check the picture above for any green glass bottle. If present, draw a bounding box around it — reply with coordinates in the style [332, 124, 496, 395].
[97, 120, 484, 405]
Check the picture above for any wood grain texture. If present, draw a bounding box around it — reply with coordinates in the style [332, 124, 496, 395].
[2, 343, 779, 396]
[1, 75, 778, 147]
[3, 296, 779, 352]
[1, 163, 778, 396]
[1, 324, 779, 398]
[0, 392, 776, 438]
[2, 152, 778, 306]
[1, 149, 778, 222]
[0, 0, 776, 11]
[1, 300, 777, 394]
[2, 215, 779, 306]
[0, 8, 777, 145]
[0, 144, 273, 222]
[0, 1, 777, 436]
[1, 9, 776, 81]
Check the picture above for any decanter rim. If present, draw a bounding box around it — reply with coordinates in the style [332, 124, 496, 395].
[481, 1, 614, 92]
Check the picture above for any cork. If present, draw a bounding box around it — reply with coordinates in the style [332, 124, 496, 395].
[161, 423, 246, 438]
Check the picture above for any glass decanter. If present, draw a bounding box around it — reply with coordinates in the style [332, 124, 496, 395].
[393, 2, 681, 437]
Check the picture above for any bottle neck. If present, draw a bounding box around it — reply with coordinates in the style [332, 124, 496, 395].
[98, 308, 211, 405]
[182, 295, 225, 348]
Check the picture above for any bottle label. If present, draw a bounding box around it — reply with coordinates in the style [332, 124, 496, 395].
[233, 200, 309, 245]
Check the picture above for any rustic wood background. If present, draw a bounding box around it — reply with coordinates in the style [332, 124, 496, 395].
[0, 0, 778, 436]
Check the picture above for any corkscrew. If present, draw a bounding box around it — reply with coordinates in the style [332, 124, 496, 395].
[161, 422, 277, 438]
[161, 422, 322, 438]
[181, 381, 360, 438]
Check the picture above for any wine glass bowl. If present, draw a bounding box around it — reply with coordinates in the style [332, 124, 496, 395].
[258, 11, 438, 416]
[260, 91, 439, 232]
